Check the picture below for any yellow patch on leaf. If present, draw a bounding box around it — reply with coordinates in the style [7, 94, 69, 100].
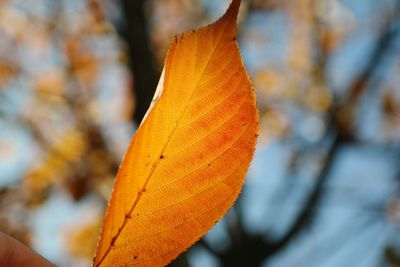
[93, 0, 258, 266]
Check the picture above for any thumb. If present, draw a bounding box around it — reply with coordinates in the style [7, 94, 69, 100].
[0, 231, 55, 267]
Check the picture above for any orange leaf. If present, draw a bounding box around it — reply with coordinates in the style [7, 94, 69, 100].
[93, 0, 258, 266]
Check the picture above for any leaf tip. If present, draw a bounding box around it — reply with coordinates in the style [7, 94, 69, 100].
[216, 0, 241, 37]
[225, 0, 241, 24]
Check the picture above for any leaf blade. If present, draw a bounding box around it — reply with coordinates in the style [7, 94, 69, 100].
[94, 0, 258, 266]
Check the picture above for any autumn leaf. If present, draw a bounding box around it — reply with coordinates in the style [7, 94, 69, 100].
[93, 0, 258, 266]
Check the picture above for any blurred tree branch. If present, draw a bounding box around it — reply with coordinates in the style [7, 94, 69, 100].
[119, 0, 159, 125]
[262, 0, 400, 259]
[265, 0, 400, 259]
[385, 246, 400, 267]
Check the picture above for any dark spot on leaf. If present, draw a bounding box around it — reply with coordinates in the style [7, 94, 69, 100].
[160, 155, 164, 159]
[208, 163, 211, 167]
[134, 256, 138, 260]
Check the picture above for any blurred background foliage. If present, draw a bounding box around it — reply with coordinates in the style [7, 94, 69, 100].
[0, 0, 400, 266]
